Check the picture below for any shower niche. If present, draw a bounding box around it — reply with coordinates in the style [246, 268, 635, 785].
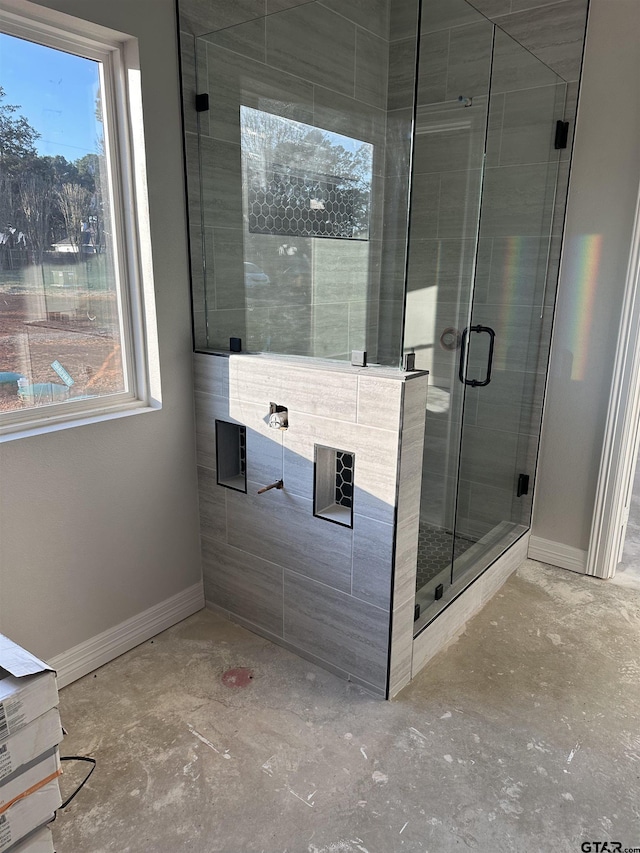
[184, 0, 579, 695]
[314, 445, 356, 528]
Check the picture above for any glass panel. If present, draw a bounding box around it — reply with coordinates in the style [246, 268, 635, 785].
[191, 0, 569, 636]
[0, 32, 125, 415]
[411, 17, 567, 632]
[405, 11, 494, 610]
[452, 31, 566, 584]
[238, 106, 374, 353]
[194, 0, 420, 364]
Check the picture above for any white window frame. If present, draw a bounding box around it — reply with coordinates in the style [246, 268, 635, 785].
[0, 0, 161, 441]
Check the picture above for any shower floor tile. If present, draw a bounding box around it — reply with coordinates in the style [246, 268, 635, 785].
[416, 522, 475, 591]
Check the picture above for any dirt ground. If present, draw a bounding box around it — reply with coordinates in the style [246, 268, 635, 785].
[0, 284, 124, 413]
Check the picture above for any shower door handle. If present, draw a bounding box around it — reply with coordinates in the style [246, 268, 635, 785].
[458, 325, 495, 387]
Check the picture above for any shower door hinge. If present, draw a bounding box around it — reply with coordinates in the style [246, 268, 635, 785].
[554, 120, 569, 149]
[403, 352, 416, 371]
[196, 93, 210, 112]
[517, 473, 530, 498]
[414, 603, 420, 621]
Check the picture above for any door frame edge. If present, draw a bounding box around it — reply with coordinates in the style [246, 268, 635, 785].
[587, 184, 640, 578]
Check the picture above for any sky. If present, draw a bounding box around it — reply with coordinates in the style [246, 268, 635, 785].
[0, 31, 102, 160]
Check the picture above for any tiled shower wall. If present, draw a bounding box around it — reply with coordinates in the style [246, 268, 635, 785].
[462, 0, 588, 539]
[179, 0, 587, 363]
[177, 0, 589, 687]
[182, 0, 393, 360]
[403, 4, 492, 533]
[375, 0, 588, 360]
[376, 0, 420, 365]
[397, 0, 589, 538]
[194, 352, 427, 695]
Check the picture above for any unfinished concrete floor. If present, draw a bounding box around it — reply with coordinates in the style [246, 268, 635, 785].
[53, 560, 640, 853]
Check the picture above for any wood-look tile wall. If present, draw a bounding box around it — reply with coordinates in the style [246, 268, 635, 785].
[378, 0, 588, 364]
[179, 0, 587, 365]
[388, 374, 429, 695]
[194, 352, 427, 695]
[406, 0, 589, 538]
[179, 0, 589, 693]
[181, 0, 391, 360]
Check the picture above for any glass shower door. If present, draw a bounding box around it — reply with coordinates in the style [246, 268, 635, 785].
[410, 16, 567, 629]
[452, 31, 566, 583]
[405, 6, 494, 614]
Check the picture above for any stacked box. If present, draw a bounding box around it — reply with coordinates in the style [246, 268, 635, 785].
[0, 637, 62, 853]
[6, 827, 54, 853]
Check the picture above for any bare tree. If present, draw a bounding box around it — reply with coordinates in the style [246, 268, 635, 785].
[19, 173, 54, 264]
[55, 182, 91, 257]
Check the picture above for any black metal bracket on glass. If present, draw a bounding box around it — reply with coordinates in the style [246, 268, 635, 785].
[195, 93, 210, 113]
[554, 119, 569, 150]
[459, 325, 496, 387]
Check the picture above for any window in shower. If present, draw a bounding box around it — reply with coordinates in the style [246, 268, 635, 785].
[241, 107, 372, 241]
[192, 0, 404, 362]
[232, 107, 376, 355]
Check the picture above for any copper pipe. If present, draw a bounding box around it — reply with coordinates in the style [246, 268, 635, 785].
[257, 479, 283, 494]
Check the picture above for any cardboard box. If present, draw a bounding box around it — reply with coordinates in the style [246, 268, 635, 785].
[5, 825, 54, 853]
[0, 638, 57, 743]
[0, 780, 61, 853]
[0, 712, 63, 784]
[0, 751, 61, 816]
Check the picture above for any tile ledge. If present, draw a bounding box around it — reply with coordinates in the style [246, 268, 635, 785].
[194, 349, 429, 381]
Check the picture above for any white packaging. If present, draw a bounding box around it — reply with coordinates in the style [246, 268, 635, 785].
[0, 780, 61, 853]
[0, 751, 61, 816]
[0, 711, 63, 784]
[0, 637, 57, 744]
[5, 825, 54, 853]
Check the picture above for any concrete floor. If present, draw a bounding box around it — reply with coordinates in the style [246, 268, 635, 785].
[53, 559, 640, 853]
[616, 458, 640, 591]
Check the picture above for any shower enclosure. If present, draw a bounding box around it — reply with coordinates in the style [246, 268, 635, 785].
[406, 14, 566, 630]
[191, 0, 567, 640]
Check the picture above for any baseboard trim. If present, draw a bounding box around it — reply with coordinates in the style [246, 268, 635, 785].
[50, 583, 205, 689]
[528, 536, 588, 574]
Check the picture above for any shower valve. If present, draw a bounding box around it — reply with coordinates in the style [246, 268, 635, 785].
[268, 403, 288, 430]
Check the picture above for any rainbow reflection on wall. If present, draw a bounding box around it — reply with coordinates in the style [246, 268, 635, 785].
[560, 234, 603, 382]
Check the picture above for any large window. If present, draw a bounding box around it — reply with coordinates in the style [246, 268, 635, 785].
[0, 2, 158, 438]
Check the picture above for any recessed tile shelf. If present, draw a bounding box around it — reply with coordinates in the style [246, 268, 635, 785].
[314, 444, 355, 528]
[215, 419, 247, 492]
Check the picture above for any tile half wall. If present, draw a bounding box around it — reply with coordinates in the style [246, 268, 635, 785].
[194, 351, 428, 696]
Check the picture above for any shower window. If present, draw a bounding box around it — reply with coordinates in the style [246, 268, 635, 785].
[193, 0, 411, 362]
[241, 107, 373, 241]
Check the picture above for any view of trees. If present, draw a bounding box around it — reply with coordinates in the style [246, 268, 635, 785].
[241, 107, 373, 240]
[0, 86, 104, 268]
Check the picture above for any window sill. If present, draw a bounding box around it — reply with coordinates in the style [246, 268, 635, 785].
[0, 398, 161, 443]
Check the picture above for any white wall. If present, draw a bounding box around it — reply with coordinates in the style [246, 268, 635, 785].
[533, 0, 640, 561]
[0, 0, 202, 660]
